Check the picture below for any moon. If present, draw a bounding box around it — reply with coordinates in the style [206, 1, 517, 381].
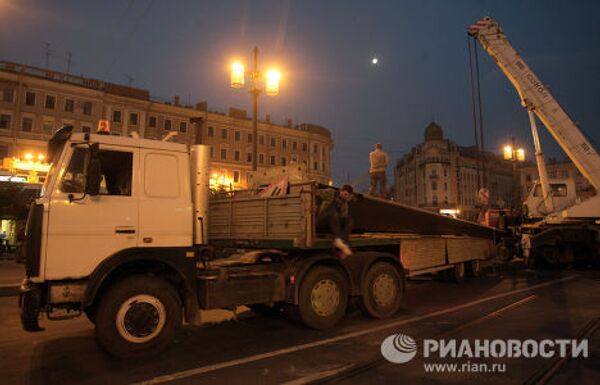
[371, 57, 379, 65]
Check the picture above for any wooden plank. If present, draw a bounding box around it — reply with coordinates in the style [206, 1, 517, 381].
[400, 238, 446, 271]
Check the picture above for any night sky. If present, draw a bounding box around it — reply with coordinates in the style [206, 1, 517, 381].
[1, 0, 599, 187]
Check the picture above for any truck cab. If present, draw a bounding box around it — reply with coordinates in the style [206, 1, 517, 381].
[523, 179, 576, 219]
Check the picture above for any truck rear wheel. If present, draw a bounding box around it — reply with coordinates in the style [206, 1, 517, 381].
[360, 262, 403, 319]
[95, 275, 182, 358]
[449, 262, 465, 283]
[466, 259, 481, 278]
[298, 266, 348, 330]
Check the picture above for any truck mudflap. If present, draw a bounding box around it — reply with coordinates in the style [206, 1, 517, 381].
[19, 279, 44, 332]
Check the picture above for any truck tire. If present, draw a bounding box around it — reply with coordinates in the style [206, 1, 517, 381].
[297, 266, 348, 330]
[466, 259, 481, 278]
[448, 262, 465, 283]
[360, 262, 404, 319]
[95, 275, 182, 358]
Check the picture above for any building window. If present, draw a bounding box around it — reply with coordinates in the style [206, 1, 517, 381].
[0, 144, 7, 158]
[282, 139, 287, 149]
[179, 121, 187, 133]
[221, 128, 228, 139]
[432, 182, 437, 191]
[270, 155, 276, 165]
[2, 88, 14, 103]
[234, 150, 240, 161]
[444, 182, 447, 191]
[45, 95, 56, 109]
[292, 141, 297, 151]
[83, 101, 93, 116]
[210, 146, 214, 158]
[270, 137, 276, 147]
[129, 112, 138, 125]
[259, 135, 265, 145]
[0, 114, 11, 129]
[259, 154, 265, 164]
[302, 142, 307, 152]
[112, 110, 122, 123]
[233, 170, 240, 183]
[64, 98, 74, 112]
[313, 144, 318, 153]
[208, 126, 214, 136]
[247, 133, 252, 143]
[25, 91, 36, 106]
[22, 117, 33, 132]
[247, 153, 252, 163]
[43, 119, 54, 132]
[235, 131, 241, 141]
[282, 157, 287, 166]
[313, 161, 318, 170]
[220, 148, 227, 160]
[148, 116, 157, 128]
[164, 119, 172, 131]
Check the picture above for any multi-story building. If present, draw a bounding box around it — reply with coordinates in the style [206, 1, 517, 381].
[0, 60, 332, 188]
[519, 158, 595, 201]
[394, 122, 514, 220]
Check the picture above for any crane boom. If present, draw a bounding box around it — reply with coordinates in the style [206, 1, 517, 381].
[468, 17, 600, 192]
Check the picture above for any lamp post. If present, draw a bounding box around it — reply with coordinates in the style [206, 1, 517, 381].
[503, 136, 525, 208]
[230, 47, 281, 171]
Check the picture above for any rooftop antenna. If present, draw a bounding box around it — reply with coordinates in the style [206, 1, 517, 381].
[42, 41, 53, 68]
[65, 52, 73, 74]
[124, 74, 134, 87]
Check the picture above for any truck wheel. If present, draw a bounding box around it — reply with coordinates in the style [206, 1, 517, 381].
[360, 262, 404, 319]
[95, 275, 182, 358]
[449, 262, 465, 283]
[298, 266, 348, 330]
[466, 259, 481, 278]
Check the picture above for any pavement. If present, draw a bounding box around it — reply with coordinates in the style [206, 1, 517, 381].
[0, 252, 25, 297]
[0, 266, 597, 385]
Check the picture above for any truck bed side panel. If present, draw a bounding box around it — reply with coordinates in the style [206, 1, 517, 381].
[400, 238, 446, 271]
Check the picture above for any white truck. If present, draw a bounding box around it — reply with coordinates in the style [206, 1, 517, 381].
[469, 16, 600, 266]
[523, 179, 576, 219]
[19, 126, 499, 357]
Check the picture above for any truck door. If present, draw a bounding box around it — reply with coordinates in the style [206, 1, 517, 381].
[138, 149, 192, 247]
[45, 144, 139, 279]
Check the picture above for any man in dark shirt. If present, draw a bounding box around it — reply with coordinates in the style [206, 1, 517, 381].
[316, 184, 355, 257]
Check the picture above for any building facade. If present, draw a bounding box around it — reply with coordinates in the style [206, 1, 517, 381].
[0, 60, 332, 188]
[394, 122, 514, 220]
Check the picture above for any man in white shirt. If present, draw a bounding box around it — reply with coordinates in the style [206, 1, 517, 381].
[369, 143, 389, 198]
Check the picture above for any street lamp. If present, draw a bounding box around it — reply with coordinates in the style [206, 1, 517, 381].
[503, 136, 525, 208]
[229, 47, 281, 171]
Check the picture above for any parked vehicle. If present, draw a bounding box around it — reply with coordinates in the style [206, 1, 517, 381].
[19, 127, 500, 357]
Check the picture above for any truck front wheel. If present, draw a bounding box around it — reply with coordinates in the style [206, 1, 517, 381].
[298, 266, 348, 330]
[95, 275, 182, 358]
[360, 262, 404, 319]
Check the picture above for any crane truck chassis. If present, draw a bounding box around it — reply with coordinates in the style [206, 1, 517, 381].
[19, 127, 500, 357]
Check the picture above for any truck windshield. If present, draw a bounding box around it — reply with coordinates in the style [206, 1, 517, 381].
[533, 184, 568, 197]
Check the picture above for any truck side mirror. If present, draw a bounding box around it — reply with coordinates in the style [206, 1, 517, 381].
[85, 143, 102, 196]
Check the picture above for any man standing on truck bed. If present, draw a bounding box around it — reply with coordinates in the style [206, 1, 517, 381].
[316, 185, 355, 258]
[369, 143, 389, 198]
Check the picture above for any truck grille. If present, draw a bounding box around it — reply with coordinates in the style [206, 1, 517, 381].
[24, 203, 43, 277]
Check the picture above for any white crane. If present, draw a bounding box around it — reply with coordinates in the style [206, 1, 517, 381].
[468, 16, 600, 220]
